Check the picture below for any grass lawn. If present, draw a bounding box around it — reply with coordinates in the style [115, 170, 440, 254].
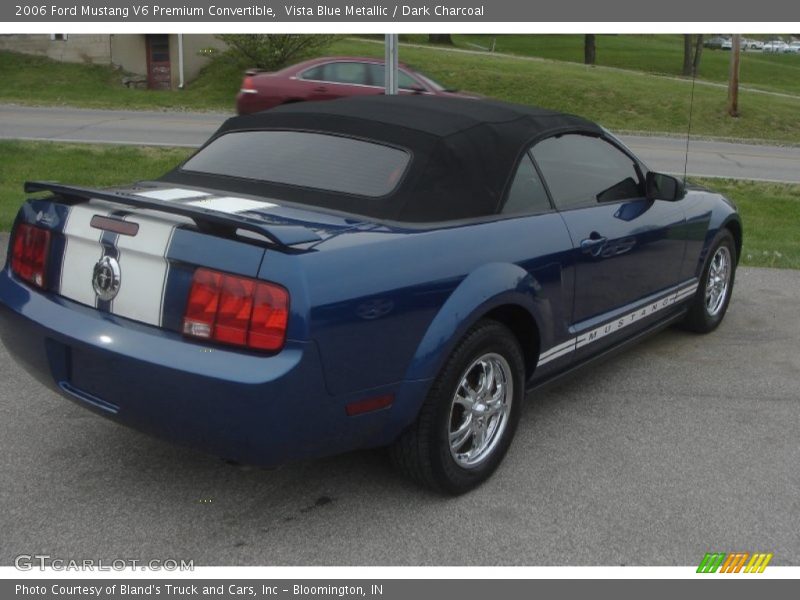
[0, 141, 191, 230]
[0, 50, 242, 112]
[694, 178, 800, 269]
[4, 37, 800, 143]
[335, 40, 800, 143]
[1, 141, 797, 270]
[446, 35, 800, 97]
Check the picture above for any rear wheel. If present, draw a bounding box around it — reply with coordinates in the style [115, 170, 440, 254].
[682, 229, 737, 333]
[390, 320, 525, 494]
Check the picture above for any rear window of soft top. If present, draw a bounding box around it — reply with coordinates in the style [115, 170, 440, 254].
[181, 130, 411, 198]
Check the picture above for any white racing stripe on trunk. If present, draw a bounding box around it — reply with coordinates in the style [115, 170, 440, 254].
[158, 226, 178, 327]
[60, 203, 113, 307]
[185, 196, 277, 213]
[136, 188, 211, 201]
[112, 213, 178, 327]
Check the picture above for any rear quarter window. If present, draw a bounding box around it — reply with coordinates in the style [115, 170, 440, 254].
[366, 64, 423, 90]
[502, 154, 552, 215]
[181, 131, 411, 198]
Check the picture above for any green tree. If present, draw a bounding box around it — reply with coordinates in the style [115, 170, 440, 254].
[216, 34, 339, 70]
[584, 35, 596, 65]
[682, 34, 704, 76]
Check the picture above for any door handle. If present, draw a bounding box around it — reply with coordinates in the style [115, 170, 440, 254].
[581, 231, 608, 250]
[313, 86, 328, 92]
[580, 232, 608, 254]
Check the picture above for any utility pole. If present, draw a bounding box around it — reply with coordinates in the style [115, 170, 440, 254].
[727, 34, 741, 117]
[384, 34, 398, 95]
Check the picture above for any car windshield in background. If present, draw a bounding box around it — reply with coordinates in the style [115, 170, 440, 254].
[414, 71, 447, 91]
[181, 131, 411, 197]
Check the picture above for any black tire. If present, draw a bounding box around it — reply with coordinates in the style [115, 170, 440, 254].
[682, 229, 737, 333]
[390, 319, 525, 494]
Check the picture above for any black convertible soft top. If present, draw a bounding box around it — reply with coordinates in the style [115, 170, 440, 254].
[161, 95, 604, 222]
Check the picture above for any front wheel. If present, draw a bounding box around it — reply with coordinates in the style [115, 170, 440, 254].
[682, 229, 737, 333]
[390, 320, 525, 494]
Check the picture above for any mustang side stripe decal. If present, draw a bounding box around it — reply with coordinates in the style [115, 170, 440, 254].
[60, 203, 114, 308]
[574, 283, 698, 349]
[539, 343, 577, 365]
[538, 338, 577, 361]
[538, 282, 699, 366]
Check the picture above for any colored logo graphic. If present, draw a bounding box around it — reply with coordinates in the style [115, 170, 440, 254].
[697, 552, 773, 573]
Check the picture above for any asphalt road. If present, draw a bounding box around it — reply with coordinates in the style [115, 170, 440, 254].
[0, 231, 798, 566]
[2, 105, 800, 183]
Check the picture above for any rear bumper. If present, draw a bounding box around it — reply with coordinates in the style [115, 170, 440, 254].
[235, 92, 279, 115]
[0, 270, 423, 465]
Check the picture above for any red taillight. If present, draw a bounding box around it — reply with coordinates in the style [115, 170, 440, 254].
[11, 223, 51, 289]
[215, 275, 255, 346]
[183, 268, 289, 352]
[182, 269, 221, 340]
[240, 76, 258, 94]
[248, 281, 290, 351]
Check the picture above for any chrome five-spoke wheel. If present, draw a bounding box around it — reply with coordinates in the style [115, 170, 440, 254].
[682, 229, 737, 333]
[705, 246, 731, 317]
[390, 319, 524, 494]
[449, 353, 513, 469]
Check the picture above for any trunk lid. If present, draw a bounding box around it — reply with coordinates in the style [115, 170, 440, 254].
[20, 182, 375, 335]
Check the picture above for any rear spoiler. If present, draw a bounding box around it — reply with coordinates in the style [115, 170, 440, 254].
[24, 181, 322, 247]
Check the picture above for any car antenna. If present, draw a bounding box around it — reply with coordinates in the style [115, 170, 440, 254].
[683, 61, 698, 185]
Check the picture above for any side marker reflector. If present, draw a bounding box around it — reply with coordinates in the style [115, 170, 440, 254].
[345, 394, 394, 417]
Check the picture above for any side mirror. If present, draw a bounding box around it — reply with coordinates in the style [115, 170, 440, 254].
[645, 171, 685, 202]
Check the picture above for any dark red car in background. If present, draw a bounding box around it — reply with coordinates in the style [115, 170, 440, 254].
[236, 56, 475, 114]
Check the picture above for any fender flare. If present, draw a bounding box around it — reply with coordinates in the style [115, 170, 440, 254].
[402, 262, 544, 385]
[695, 204, 743, 277]
[719, 214, 743, 263]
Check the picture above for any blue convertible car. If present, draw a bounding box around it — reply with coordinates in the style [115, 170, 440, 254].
[0, 96, 740, 493]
